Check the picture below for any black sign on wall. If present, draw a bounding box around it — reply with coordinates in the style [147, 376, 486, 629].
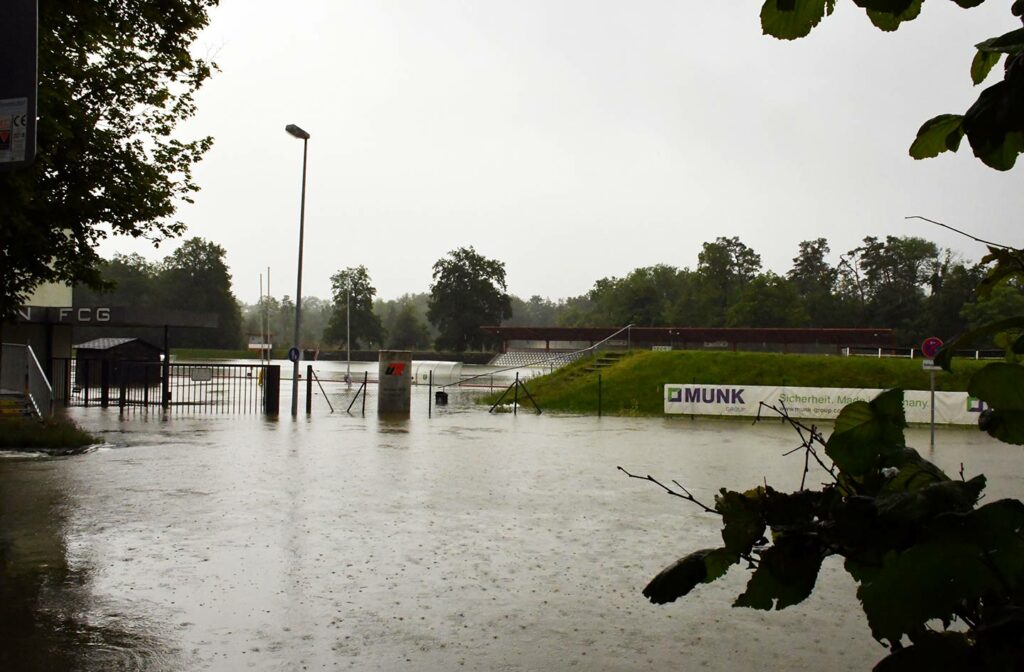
[0, 0, 38, 170]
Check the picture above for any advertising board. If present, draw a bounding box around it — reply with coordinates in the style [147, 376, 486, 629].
[664, 384, 985, 425]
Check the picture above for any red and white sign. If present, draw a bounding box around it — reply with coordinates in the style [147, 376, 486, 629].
[921, 337, 943, 359]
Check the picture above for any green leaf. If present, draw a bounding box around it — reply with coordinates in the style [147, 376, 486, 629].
[873, 632, 976, 672]
[874, 476, 986, 526]
[734, 535, 824, 610]
[642, 547, 738, 604]
[859, 542, 996, 643]
[971, 49, 1002, 85]
[864, 0, 922, 32]
[975, 28, 1024, 55]
[977, 408, 1024, 445]
[968, 363, 1024, 409]
[716, 488, 767, 555]
[976, 247, 1024, 300]
[857, 500, 1024, 643]
[878, 458, 951, 496]
[826, 390, 907, 478]
[909, 114, 965, 159]
[760, 0, 830, 40]
[971, 130, 1024, 171]
[935, 317, 1024, 371]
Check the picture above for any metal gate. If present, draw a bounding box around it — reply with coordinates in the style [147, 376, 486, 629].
[51, 359, 280, 414]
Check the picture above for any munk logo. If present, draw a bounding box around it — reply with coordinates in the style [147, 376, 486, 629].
[385, 362, 406, 376]
[667, 387, 683, 402]
[967, 396, 988, 413]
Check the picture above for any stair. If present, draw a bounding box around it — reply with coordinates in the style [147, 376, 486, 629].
[563, 351, 629, 381]
[0, 394, 34, 418]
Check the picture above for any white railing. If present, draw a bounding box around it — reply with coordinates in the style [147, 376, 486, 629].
[450, 324, 636, 389]
[1, 343, 53, 418]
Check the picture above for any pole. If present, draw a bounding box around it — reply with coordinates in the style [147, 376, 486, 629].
[513, 372, 519, 416]
[929, 369, 936, 450]
[362, 371, 367, 416]
[290, 137, 308, 417]
[306, 364, 313, 415]
[598, 373, 602, 418]
[346, 280, 351, 386]
[428, 369, 433, 418]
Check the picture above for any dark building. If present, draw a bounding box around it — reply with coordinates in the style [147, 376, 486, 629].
[74, 337, 163, 388]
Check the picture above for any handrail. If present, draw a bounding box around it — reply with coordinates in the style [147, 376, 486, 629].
[1, 343, 53, 418]
[446, 324, 634, 390]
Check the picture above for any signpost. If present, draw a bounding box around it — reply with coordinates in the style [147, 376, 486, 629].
[0, 0, 38, 170]
[921, 337, 943, 449]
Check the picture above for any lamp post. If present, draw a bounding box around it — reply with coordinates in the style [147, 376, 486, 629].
[285, 123, 310, 417]
[346, 279, 351, 386]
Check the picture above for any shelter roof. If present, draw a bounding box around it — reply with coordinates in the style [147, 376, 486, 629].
[74, 337, 160, 351]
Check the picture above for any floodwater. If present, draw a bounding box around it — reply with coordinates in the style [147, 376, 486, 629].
[1, 384, 1021, 671]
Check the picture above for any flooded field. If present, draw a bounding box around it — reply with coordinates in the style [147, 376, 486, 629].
[2, 386, 1021, 671]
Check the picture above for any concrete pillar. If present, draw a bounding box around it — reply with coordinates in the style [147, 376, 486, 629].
[378, 350, 412, 416]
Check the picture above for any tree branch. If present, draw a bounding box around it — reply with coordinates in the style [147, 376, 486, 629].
[617, 466, 720, 515]
[905, 216, 1011, 250]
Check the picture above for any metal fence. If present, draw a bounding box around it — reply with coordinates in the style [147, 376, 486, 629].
[51, 359, 280, 414]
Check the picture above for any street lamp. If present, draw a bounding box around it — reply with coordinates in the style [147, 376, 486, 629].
[286, 123, 310, 417]
[346, 278, 352, 386]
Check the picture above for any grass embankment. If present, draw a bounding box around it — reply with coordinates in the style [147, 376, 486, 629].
[173, 348, 264, 360]
[491, 350, 987, 417]
[0, 416, 98, 452]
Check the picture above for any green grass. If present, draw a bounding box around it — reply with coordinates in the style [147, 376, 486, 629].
[0, 415, 99, 452]
[489, 350, 988, 417]
[172, 348, 267, 360]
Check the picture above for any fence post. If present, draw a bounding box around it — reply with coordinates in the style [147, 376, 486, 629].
[263, 365, 281, 415]
[162, 326, 171, 410]
[306, 364, 313, 415]
[100, 360, 110, 408]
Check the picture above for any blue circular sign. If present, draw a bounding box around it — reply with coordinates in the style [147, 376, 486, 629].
[287, 347, 300, 363]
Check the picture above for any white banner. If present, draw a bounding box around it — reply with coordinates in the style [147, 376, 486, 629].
[663, 384, 986, 425]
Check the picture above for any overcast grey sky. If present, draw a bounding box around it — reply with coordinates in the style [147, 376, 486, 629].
[100, 0, 1023, 305]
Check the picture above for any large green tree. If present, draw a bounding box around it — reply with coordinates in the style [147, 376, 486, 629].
[427, 247, 512, 352]
[158, 238, 242, 349]
[0, 0, 218, 320]
[325, 266, 384, 349]
[760, 0, 1024, 170]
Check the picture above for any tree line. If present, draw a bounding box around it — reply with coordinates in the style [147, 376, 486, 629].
[76, 234, 1023, 352]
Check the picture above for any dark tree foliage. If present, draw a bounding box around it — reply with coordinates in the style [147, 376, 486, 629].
[325, 266, 385, 349]
[550, 233, 980, 342]
[427, 247, 512, 352]
[0, 0, 219, 320]
[725, 273, 809, 327]
[159, 238, 242, 348]
[760, 0, 1024, 170]
[73, 239, 242, 348]
[386, 303, 431, 350]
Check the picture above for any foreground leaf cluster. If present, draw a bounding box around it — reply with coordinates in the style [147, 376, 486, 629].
[642, 390, 1024, 669]
[760, 0, 1024, 170]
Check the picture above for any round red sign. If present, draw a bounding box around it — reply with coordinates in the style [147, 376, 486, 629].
[921, 336, 943, 359]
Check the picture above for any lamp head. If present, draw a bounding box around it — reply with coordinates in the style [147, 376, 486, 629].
[285, 124, 310, 140]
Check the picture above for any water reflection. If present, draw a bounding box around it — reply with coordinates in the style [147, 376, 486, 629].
[0, 457, 180, 670]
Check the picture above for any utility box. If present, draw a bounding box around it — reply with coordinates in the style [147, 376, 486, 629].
[377, 350, 412, 416]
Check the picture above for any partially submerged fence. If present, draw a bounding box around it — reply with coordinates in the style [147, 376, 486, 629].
[51, 359, 280, 414]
